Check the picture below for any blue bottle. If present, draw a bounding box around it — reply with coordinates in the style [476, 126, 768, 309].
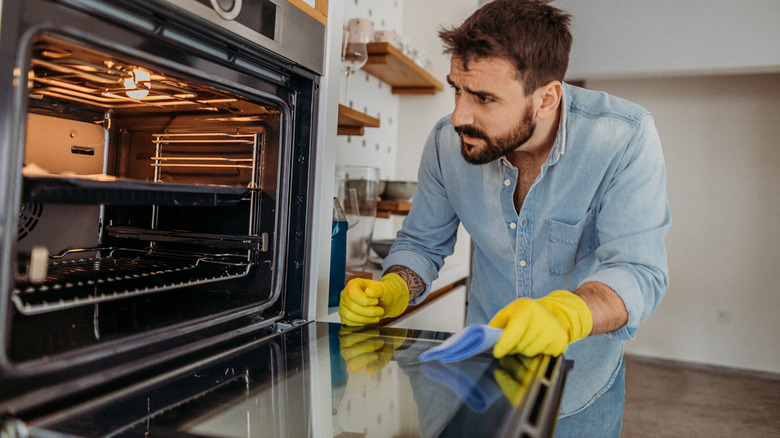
[329, 198, 348, 308]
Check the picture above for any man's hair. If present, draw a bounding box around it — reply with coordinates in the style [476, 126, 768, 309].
[439, 0, 572, 95]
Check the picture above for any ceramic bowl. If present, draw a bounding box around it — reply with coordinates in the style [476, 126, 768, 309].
[370, 239, 395, 259]
[382, 181, 417, 202]
[344, 179, 381, 199]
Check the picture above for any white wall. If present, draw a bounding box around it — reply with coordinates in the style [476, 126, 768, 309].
[397, 0, 477, 182]
[587, 74, 780, 374]
[554, 0, 780, 79]
[548, 0, 780, 374]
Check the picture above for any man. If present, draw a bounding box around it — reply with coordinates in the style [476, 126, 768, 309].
[338, 0, 670, 435]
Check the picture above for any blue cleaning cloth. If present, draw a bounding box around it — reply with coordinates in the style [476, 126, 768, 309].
[420, 357, 502, 413]
[419, 324, 503, 363]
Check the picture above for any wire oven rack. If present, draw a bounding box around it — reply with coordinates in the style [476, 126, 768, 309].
[12, 248, 252, 316]
[151, 132, 262, 189]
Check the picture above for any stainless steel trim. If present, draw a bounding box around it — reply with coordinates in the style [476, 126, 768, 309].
[159, 0, 326, 74]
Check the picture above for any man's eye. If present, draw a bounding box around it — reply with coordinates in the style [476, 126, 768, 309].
[451, 87, 461, 95]
[478, 95, 493, 104]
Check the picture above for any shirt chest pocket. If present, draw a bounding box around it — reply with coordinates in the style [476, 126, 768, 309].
[545, 209, 598, 276]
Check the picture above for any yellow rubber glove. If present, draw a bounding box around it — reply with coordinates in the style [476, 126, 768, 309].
[338, 326, 408, 374]
[489, 290, 593, 358]
[494, 355, 542, 406]
[339, 273, 409, 326]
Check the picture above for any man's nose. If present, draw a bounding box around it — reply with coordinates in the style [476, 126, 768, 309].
[450, 95, 473, 128]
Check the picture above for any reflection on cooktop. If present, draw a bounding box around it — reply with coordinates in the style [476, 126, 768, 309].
[329, 324, 525, 438]
[34, 322, 563, 437]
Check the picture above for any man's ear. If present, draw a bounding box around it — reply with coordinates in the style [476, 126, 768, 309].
[536, 81, 563, 120]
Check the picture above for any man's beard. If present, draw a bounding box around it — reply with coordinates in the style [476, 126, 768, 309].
[456, 104, 536, 165]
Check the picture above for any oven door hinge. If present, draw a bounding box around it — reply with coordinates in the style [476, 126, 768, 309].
[274, 319, 309, 333]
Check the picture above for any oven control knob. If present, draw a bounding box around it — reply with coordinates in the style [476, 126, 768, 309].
[210, 0, 242, 20]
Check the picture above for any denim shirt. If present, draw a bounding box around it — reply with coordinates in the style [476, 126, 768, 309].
[382, 82, 671, 416]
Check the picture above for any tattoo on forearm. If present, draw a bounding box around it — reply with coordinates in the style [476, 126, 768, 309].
[385, 265, 426, 300]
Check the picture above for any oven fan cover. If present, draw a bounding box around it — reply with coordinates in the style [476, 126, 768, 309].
[18, 203, 43, 241]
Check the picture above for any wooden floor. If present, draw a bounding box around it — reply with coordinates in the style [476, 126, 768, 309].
[622, 355, 780, 437]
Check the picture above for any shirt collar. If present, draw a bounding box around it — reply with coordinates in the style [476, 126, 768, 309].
[498, 82, 570, 169]
[547, 82, 570, 166]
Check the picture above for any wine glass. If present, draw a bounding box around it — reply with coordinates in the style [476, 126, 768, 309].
[340, 29, 368, 101]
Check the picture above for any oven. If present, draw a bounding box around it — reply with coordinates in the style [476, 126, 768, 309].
[0, 0, 322, 420]
[0, 1, 567, 436]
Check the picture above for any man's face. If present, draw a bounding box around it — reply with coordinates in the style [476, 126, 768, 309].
[447, 56, 537, 164]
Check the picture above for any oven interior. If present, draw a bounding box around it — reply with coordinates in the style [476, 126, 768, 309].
[10, 33, 292, 365]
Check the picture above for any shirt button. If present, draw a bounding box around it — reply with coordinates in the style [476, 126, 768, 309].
[509, 222, 517, 229]
[503, 179, 511, 186]
[519, 259, 527, 267]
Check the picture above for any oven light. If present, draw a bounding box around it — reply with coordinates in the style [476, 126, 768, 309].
[124, 69, 151, 99]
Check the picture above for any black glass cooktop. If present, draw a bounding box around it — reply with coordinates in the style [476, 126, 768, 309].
[29, 322, 564, 438]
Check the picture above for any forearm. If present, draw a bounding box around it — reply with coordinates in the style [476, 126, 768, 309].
[384, 265, 426, 301]
[573, 281, 628, 335]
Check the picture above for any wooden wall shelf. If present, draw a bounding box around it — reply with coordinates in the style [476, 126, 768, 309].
[363, 42, 444, 95]
[376, 200, 411, 218]
[337, 104, 380, 136]
[286, 0, 328, 25]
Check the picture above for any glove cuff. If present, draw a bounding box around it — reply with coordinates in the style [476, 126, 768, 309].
[377, 273, 409, 318]
[380, 272, 408, 290]
[544, 290, 594, 342]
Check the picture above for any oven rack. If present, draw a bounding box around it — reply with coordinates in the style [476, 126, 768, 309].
[22, 175, 252, 206]
[152, 132, 262, 189]
[12, 251, 253, 316]
[106, 226, 268, 251]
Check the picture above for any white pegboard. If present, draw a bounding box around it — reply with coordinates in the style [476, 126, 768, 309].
[336, 0, 405, 240]
[336, 0, 403, 182]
